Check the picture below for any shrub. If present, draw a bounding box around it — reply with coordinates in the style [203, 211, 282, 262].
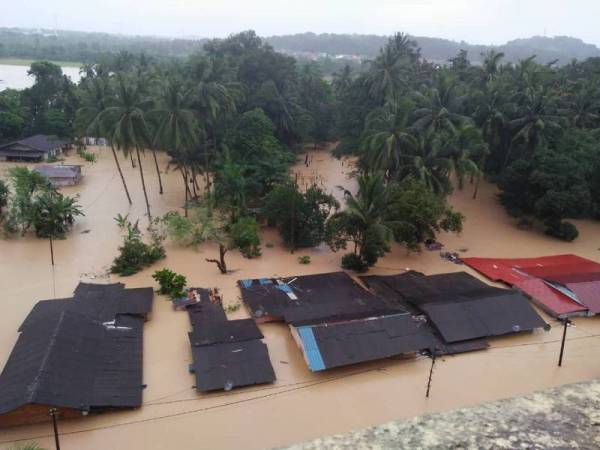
[545, 221, 579, 242]
[229, 216, 261, 258]
[111, 220, 165, 276]
[152, 268, 187, 299]
[79, 150, 97, 163]
[298, 255, 311, 264]
[224, 301, 241, 313]
[341, 253, 368, 272]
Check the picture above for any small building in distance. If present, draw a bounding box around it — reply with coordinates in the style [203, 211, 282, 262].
[34, 165, 82, 187]
[0, 135, 70, 162]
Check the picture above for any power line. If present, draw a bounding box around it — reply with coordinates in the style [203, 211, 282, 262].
[3, 333, 600, 446]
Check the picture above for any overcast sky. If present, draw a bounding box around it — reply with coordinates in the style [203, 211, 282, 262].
[3, 0, 600, 46]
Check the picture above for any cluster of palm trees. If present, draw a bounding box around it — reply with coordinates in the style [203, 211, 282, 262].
[359, 72, 487, 197]
[76, 63, 238, 219]
[338, 36, 600, 203]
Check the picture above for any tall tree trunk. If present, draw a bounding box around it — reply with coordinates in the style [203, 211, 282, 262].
[182, 168, 189, 217]
[151, 149, 164, 195]
[473, 174, 481, 199]
[49, 237, 55, 266]
[129, 151, 136, 168]
[135, 147, 152, 220]
[191, 167, 198, 198]
[111, 145, 132, 205]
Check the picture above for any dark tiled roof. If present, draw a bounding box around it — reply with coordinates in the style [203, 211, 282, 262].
[0, 135, 68, 154]
[185, 291, 275, 392]
[0, 311, 144, 416]
[361, 272, 547, 343]
[191, 341, 275, 392]
[239, 272, 405, 325]
[20, 283, 153, 331]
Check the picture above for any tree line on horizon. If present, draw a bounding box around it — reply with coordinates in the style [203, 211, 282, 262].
[1, 30, 600, 272]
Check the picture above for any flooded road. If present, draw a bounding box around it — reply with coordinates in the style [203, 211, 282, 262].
[0, 144, 599, 450]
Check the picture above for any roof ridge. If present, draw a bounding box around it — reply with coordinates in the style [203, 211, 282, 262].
[25, 311, 68, 403]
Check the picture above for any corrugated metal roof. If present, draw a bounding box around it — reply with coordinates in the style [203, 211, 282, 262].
[34, 165, 81, 179]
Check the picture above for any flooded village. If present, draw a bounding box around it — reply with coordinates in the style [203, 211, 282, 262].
[0, 143, 599, 450]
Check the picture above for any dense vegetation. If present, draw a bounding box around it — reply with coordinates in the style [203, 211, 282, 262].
[2, 29, 600, 272]
[2, 28, 599, 67]
[333, 34, 600, 244]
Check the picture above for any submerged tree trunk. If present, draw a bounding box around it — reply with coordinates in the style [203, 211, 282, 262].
[181, 168, 189, 218]
[111, 145, 132, 205]
[206, 244, 228, 274]
[135, 147, 152, 220]
[49, 237, 55, 266]
[151, 149, 164, 195]
[473, 173, 482, 199]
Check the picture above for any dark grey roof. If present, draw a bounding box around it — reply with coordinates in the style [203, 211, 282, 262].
[295, 313, 488, 372]
[239, 272, 405, 325]
[0, 135, 68, 154]
[0, 311, 144, 416]
[185, 289, 275, 391]
[361, 272, 548, 343]
[34, 165, 81, 179]
[188, 319, 263, 347]
[191, 341, 275, 392]
[20, 283, 154, 331]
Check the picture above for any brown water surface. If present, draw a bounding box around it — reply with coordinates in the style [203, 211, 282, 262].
[0, 144, 599, 449]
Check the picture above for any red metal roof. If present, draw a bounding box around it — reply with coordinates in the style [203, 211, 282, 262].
[462, 255, 596, 317]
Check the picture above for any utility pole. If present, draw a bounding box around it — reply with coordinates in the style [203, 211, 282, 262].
[426, 350, 437, 398]
[558, 318, 571, 367]
[49, 408, 61, 450]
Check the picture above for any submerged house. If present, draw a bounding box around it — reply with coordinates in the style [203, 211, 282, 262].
[0, 135, 70, 162]
[34, 165, 82, 186]
[239, 271, 547, 373]
[0, 283, 153, 428]
[186, 288, 275, 392]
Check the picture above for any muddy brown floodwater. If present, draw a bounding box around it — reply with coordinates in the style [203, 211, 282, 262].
[0, 144, 599, 450]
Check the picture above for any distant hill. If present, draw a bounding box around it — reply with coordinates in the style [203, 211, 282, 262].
[265, 33, 600, 65]
[1, 27, 599, 66]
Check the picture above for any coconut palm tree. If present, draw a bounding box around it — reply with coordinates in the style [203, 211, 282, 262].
[150, 77, 201, 214]
[565, 79, 600, 128]
[411, 72, 469, 133]
[79, 76, 133, 205]
[481, 50, 505, 83]
[399, 130, 453, 194]
[338, 174, 396, 260]
[506, 83, 563, 166]
[98, 76, 153, 219]
[361, 98, 417, 180]
[442, 123, 488, 192]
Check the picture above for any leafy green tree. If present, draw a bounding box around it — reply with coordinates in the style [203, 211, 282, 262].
[0, 89, 26, 142]
[220, 108, 294, 200]
[0, 179, 8, 215]
[385, 178, 464, 251]
[264, 182, 339, 250]
[229, 216, 262, 258]
[30, 190, 84, 265]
